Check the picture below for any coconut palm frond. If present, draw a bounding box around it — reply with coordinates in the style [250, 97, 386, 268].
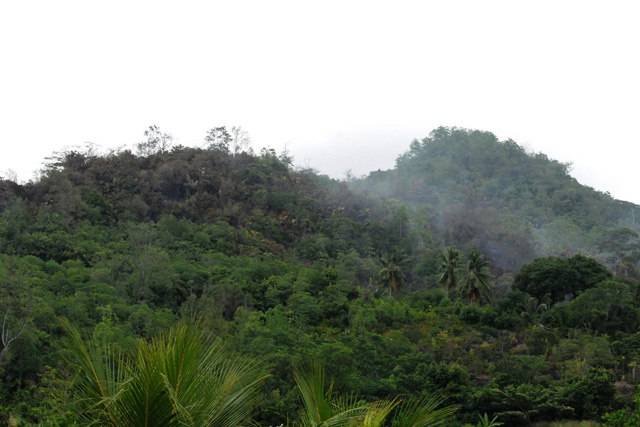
[392, 394, 460, 427]
[293, 359, 368, 427]
[62, 319, 268, 427]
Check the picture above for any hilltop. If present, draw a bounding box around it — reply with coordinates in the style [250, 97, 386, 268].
[352, 126, 639, 271]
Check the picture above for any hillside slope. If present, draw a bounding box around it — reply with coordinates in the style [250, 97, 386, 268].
[352, 126, 639, 270]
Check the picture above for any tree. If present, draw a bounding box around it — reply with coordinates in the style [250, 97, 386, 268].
[602, 389, 640, 426]
[514, 257, 578, 304]
[567, 254, 612, 289]
[437, 247, 460, 296]
[0, 309, 26, 364]
[62, 319, 269, 427]
[0, 263, 32, 364]
[459, 250, 494, 305]
[557, 366, 616, 420]
[514, 255, 610, 305]
[598, 227, 640, 271]
[205, 126, 231, 152]
[0, 168, 18, 183]
[230, 126, 251, 156]
[565, 280, 636, 333]
[377, 251, 412, 296]
[519, 296, 547, 325]
[127, 223, 175, 305]
[136, 125, 173, 156]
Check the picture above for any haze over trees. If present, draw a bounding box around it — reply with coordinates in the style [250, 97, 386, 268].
[0, 125, 638, 426]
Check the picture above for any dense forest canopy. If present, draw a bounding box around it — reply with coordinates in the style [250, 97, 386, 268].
[0, 125, 639, 426]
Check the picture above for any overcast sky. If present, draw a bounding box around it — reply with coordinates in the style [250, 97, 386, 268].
[1, 1, 638, 203]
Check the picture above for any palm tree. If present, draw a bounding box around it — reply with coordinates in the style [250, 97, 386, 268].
[519, 296, 548, 325]
[458, 250, 494, 305]
[61, 318, 269, 427]
[437, 247, 460, 296]
[293, 359, 459, 427]
[293, 360, 368, 427]
[377, 251, 412, 297]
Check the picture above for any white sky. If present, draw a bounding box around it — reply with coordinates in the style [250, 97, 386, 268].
[1, 1, 639, 203]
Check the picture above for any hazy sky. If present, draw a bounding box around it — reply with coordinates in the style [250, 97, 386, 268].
[1, 1, 638, 203]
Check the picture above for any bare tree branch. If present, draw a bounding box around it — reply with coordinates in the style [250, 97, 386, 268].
[0, 310, 27, 364]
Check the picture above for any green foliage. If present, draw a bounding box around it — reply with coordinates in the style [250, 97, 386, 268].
[514, 255, 610, 305]
[458, 250, 494, 305]
[564, 279, 636, 334]
[557, 366, 616, 420]
[356, 126, 636, 269]
[437, 246, 460, 296]
[0, 130, 638, 425]
[293, 360, 368, 427]
[602, 388, 640, 426]
[62, 319, 269, 427]
[377, 250, 412, 296]
[390, 395, 460, 427]
[477, 413, 504, 427]
[292, 359, 459, 427]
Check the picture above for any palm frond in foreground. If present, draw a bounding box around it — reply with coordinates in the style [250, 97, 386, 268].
[62, 318, 269, 427]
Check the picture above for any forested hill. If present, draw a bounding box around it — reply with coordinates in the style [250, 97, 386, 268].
[0, 141, 415, 424]
[0, 145, 397, 264]
[2, 129, 640, 426]
[352, 126, 639, 270]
